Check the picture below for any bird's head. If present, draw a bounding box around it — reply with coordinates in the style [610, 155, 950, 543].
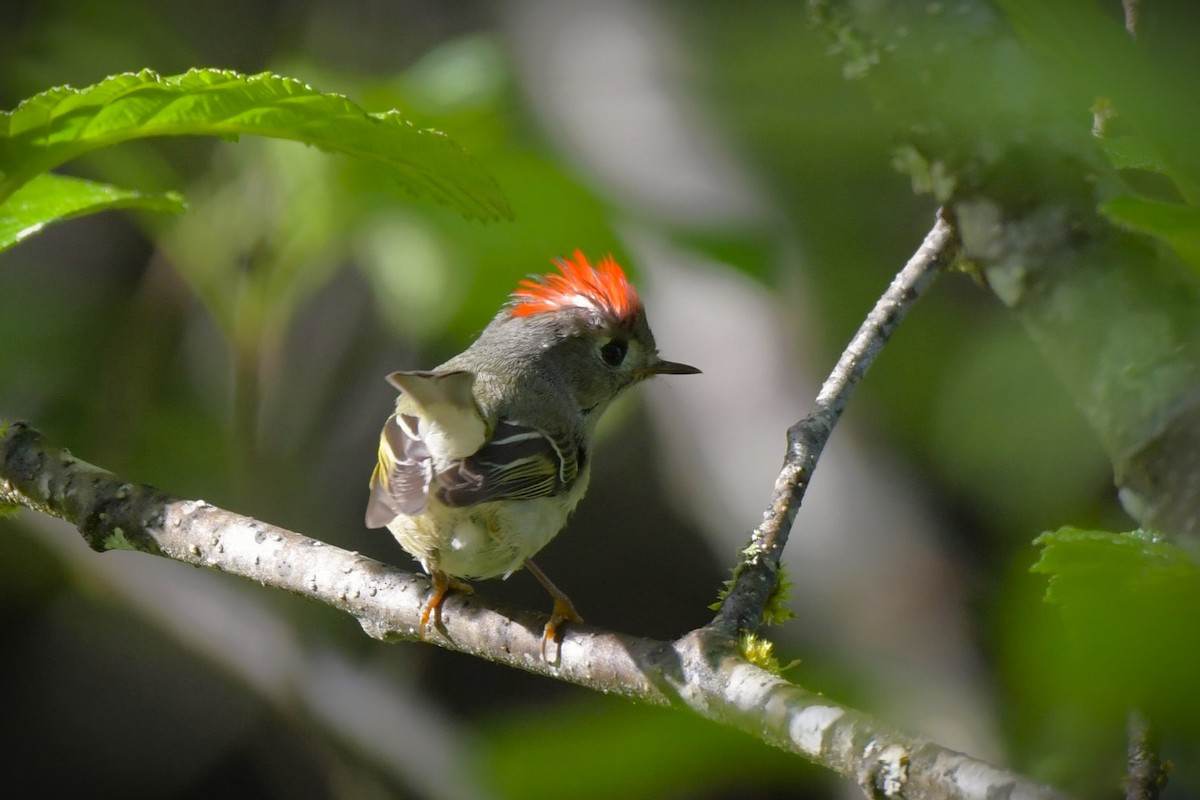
[501, 250, 699, 413]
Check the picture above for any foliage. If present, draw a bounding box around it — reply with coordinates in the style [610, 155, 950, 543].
[1031, 527, 1200, 714]
[3, 2, 1200, 798]
[996, 1, 1200, 275]
[1101, 195, 1200, 273]
[0, 68, 511, 252]
[0, 173, 185, 250]
[1095, 117, 1200, 275]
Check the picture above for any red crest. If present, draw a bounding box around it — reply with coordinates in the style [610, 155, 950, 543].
[510, 250, 642, 322]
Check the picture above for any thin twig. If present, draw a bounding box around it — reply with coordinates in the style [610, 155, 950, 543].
[1123, 0, 1142, 39]
[712, 208, 958, 635]
[1125, 711, 1169, 800]
[0, 419, 1069, 800]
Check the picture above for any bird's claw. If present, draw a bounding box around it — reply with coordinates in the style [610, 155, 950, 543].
[418, 572, 473, 637]
[540, 595, 584, 662]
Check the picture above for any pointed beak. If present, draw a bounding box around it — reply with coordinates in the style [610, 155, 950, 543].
[640, 358, 702, 377]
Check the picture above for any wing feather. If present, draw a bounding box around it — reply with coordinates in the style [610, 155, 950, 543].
[365, 413, 433, 526]
[436, 421, 580, 507]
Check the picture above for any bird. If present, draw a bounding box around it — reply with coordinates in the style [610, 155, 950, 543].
[365, 249, 699, 655]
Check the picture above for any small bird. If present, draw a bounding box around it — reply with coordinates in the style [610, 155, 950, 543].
[366, 249, 699, 653]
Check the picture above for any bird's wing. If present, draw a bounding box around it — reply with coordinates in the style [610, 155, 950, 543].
[365, 413, 433, 526]
[435, 420, 580, 507]
[385, 369, 486, 461]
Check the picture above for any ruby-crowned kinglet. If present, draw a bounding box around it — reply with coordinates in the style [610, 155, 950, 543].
[365, 250, 699, 652]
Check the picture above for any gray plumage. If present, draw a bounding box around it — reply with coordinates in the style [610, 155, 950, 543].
[364, 253, 699, 643]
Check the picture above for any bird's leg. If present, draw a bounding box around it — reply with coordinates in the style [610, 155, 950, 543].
[523, 557, 582, 659]
[419, 570, 473, 636]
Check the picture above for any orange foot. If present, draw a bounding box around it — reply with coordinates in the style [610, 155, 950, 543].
[523, 558, 583, 661]
[541, 594, 584, 661]
[419, 571, 474, 636]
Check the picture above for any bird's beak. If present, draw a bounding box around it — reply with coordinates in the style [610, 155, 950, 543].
[641, 358, 702, 377]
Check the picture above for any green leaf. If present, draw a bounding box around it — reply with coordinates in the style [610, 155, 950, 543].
[1029, 527, 1200, 723]
[1096, 135, 1171, 174]
[1032, 527, 1199, 604]
[0, 68, 511, 221]
[0, 173, 185, 253]
[1100, 194, 1200, 272]
[996, 0, 1200, 202]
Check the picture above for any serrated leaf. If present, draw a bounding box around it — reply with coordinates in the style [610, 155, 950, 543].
[1100, 194, 1200, 272]
[0, 68, 511, 222]
[1032, 527, 1197, 604]
[1030, 527, 1200, 721]
[0, 173, 186, 253]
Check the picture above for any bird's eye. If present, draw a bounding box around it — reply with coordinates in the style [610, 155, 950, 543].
[599, 338, 628, 367]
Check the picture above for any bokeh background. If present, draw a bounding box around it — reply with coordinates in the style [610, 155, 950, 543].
[0, 1, 1169, 798]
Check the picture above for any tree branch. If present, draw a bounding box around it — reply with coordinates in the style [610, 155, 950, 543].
[0, 418, 1069, 799]
[1125, 712, 1169, 800]
[0, 211, 1069, 798]
[1123, 0, 1142, 39]
[712, 208, 958, 636]
[810, 0, 1200, 542]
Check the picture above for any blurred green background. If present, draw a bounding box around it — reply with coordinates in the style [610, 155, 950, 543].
[2, 1, 1195, 798]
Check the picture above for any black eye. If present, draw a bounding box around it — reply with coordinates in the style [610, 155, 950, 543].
[599, 338, 628, 367]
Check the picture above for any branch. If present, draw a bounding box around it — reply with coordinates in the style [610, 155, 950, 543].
[810, 0, 1200, 541]
[712, 208, 958, 635]
[0, 419, 1069, 799]
[20, 514, 486, 799]
[1125, 712, 1169, 800]
[1123, 0, 1142, 39]
[0, 212, 1069, 798]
